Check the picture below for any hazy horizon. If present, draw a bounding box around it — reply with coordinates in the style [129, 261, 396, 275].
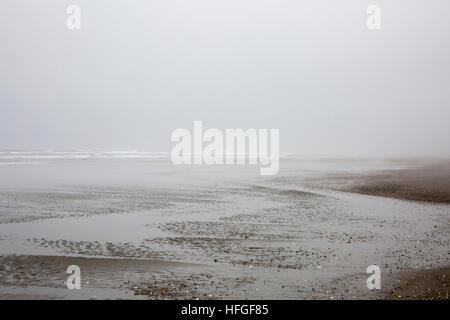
[1, 0, 449, 157]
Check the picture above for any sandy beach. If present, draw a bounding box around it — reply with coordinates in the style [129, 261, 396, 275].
[1, 0, 450, 307]
[0, 153, 448, 300]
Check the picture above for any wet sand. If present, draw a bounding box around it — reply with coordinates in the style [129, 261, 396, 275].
[0, 156, 448, 299]
[337, 159, 450, 203]
[379, 266, 449, 300]
[340, 160, 450, 299]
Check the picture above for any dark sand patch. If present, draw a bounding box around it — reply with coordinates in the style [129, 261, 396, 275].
[380, 266, 449, 300]
[342, 160, 450, 203]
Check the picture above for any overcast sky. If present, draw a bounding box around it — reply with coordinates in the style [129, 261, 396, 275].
[0, 0, 449, 156]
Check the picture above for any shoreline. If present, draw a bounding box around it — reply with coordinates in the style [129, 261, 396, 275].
[0, 158, 448, 300]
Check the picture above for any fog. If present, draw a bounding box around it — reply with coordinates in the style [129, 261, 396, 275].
[1, 0, 449, 156]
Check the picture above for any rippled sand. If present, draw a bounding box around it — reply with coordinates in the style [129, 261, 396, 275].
[0, 157, 448, 299]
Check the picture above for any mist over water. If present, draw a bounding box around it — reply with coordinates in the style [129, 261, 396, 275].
[1, 0, 450, 157]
